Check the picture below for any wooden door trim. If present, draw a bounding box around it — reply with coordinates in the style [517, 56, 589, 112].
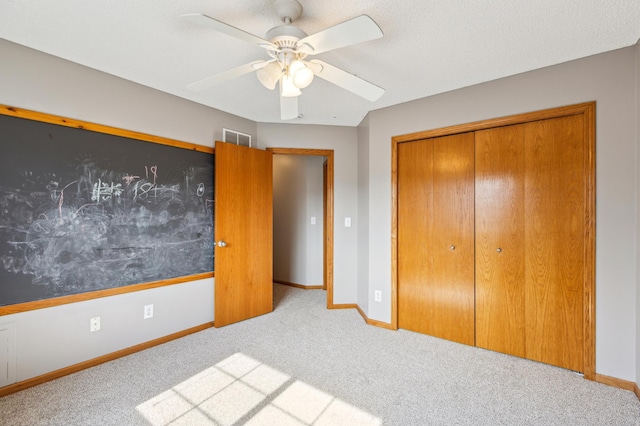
[267, 148, 335, 308]
[323, 160, 328, 291]
[391, 101, 596, 379]
[392, 102, 595, 143]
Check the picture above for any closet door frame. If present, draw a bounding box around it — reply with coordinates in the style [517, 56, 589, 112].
[391, 102, 595, 380]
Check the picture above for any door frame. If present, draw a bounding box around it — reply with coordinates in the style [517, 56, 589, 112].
[391, 102, 595, 379]
[267, 148, 335, 308]
[323, 159, 328, 291]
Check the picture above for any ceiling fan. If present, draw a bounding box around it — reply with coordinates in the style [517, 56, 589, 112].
[181, 0, 385, 120]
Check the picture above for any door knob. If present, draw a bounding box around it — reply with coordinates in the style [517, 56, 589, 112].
[217, 240, 228, 247]
[496, 248, 502, 253]
[450, 245, 455, 251]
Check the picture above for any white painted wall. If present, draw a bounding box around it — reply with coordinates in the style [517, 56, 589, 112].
[257, 124, 358, 304]
[272, 155, 324, 286]
[0, 39, 256, 383]
[359, 46, 638, 381]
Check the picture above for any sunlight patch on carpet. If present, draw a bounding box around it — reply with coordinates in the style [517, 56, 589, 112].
[136, 352, 381, 425]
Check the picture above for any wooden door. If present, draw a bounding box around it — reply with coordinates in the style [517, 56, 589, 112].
[432, 133, 475, 345]
[475, 125, 526, 357]
[214, 142, 273, 327]
[398, 133, 475, 345]
[524, 115, 585, 372]
[398, 139, 434, 334]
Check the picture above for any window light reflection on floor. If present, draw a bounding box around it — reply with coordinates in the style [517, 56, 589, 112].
[136, 352, 381, 426]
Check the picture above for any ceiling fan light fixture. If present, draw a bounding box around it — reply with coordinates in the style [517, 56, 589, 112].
[290, 60, 314, 88]
[182, 4, 386, 120]
[256, 62, 281, 90]
[280, 74, 302, 97]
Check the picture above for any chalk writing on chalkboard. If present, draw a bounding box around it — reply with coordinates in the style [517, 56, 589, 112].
[0, 112, 214, 307]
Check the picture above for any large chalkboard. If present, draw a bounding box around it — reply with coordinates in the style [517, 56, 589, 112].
[0, 107, 214, 309]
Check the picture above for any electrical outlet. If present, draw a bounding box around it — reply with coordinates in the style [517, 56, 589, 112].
[90, 316, 101, 332]
[144, 304, 154, 319]
[374, 290, 382, 302]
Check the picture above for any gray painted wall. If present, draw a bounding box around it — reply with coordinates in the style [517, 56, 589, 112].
[359, 46, 638, 381]
[273, 155, 307, 283]
[1, 36, 638, 388]
[0, 39, 257, 383]
[636, 40, 640, 387]
[305, 157, 325, 286]
[273, 155, 324, 286]
[357, 116, 370, 314]
[257, 124, 358, 304]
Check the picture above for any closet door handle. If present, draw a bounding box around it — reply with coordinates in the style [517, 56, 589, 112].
[496, 247, 502, 253]
[450, 245, 455, 251]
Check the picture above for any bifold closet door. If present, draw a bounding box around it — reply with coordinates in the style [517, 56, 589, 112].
[475, 125, 526, 357]
[524, 115, 585, 373]
[476, 116, 585, 372]
[398, 139, 434, 335]
[398, 133, 475, 345]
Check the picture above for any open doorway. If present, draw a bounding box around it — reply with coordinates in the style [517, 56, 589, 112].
[267, 148, 334, 308]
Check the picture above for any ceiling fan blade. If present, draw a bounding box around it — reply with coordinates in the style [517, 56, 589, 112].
[296, 15, 382, 55]
[187, 60, 269, 91]
[309, 60, 384, 102]
[181, 13, 277, 50]
[280, 96, 299, 120]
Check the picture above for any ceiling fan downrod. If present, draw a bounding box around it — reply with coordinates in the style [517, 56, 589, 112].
[274, 0, 303, 25]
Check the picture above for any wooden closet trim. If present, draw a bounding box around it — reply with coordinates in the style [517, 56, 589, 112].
[391, 101, 596, 380]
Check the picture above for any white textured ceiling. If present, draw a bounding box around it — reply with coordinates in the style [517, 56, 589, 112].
[1, 1, 639, 127]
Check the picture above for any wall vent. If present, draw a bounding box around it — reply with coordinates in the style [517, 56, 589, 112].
[223, 128, 252, 148]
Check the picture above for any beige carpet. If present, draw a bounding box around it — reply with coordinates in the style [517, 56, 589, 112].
[1, 283, 639, 425]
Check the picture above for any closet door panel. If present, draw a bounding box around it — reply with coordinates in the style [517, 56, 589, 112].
[524, 115, 584, 372]
[475, 125, 526, 357]
[431, 133, 475, 345]
[398, 140, 434, 333]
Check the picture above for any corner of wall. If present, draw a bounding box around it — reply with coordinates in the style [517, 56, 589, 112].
[357, 116, 370, 314]
[635, 37, 640, 390]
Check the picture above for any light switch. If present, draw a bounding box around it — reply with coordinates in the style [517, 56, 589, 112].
[311, 217, 316, 225]
[345, 217, 351, 227]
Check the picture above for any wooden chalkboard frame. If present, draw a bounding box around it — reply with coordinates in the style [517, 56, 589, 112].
[0, 105, 214, 315]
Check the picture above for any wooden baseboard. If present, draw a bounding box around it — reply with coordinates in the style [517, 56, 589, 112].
[6, 314, 634, 403]
[328, 301, 396, 330]
[595, 373, 637, 393]
[596, 374, 640, 402]
[355, 305, 396, 330]
[328, 303, 358, 309]
[274, 280, 323, 290]
[0, 321, 214, 398]
[277, 280, 395, 330]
